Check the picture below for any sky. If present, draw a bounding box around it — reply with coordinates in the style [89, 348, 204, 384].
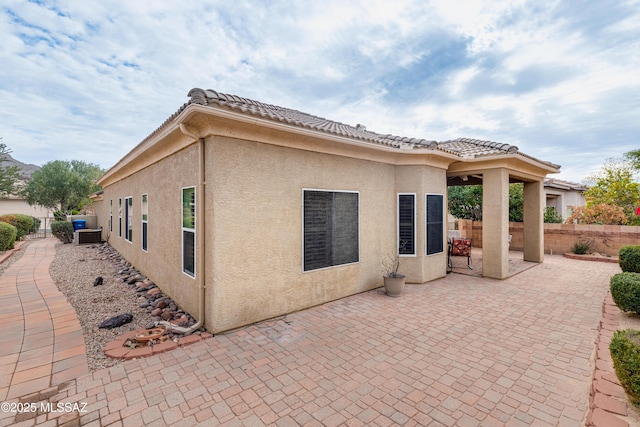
[1, 0, 639, 183]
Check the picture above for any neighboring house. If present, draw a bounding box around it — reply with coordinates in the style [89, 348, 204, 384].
[0, 155, 53, 224]
[544, 178, 588, 220]
[0, 195, 51, 220]
[93, 88, 560, 333]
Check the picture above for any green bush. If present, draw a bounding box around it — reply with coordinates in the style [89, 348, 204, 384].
[611, 273, 640, 314]
[30, 217, 41, 233]
[51, 221, 74, 244]
[543, 207, 563, 223]
[610, 329, 640, 405]
[572, 239, 594, 255]
[0, 222, 17, 251]
[0, 214, 34, 240]
[620, 246, 640, 273]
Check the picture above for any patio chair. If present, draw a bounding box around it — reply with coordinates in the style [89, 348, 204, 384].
[448, 237, 472, 271]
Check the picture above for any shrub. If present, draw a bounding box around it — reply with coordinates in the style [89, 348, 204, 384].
[620, 246, 640, 273]
[543, 207, 563, 223]
[566, 204, 628, 225]
[30, 217, 41, 233]
[0, 222, 17, 251]
[611, 273, 640, 314]
[572, 239, 594, 255]
[610, 329, 640, 405]
[51, 221, 74, 244]
[0, 214, 34, 240]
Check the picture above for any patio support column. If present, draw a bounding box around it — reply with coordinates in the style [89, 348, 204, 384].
[523, 179, 544, 262]
[482, 169, 509, 279]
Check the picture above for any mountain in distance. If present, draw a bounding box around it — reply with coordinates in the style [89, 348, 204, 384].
[2, 153, 40, 179]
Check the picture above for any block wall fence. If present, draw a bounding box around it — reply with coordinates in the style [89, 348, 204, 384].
[457, 219, 640, 257]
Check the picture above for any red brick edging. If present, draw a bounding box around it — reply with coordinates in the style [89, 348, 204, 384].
[104, 329, 213, 360]
[563, 253, 619, 264]
[586, 292, 629, 427]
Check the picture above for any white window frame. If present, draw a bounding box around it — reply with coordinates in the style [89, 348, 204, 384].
[425, 193, 445, 256]
[398, 193, 416, 257]
[182, 187, 196, 278]
[302, 188, 360, 272]
[141, 193, 148, 252]
[109, 199, 113, 233]
[118, 198, 122, 238]
[124, 196, 133, 243]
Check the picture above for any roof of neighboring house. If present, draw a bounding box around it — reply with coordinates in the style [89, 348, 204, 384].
[131, 88, 560, 173]
[544, 178, 588, 191]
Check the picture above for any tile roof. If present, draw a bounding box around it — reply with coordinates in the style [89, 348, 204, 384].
[152, 88, 559, 168]
[544, 178, 588, 191]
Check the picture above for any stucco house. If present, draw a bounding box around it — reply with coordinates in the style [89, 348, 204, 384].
[544, 178, 588, 220]
[93, 88, 560, 333]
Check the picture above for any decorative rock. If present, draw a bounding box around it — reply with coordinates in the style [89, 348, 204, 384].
[99, 313, 134, 329]
[151, 308, 162, 316]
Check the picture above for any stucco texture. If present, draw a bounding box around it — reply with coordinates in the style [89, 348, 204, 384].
[207, 136, 397, 332]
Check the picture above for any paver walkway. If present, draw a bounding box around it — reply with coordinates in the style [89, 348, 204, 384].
[0, 238, 623, 426]
[0, 238, 88, 403]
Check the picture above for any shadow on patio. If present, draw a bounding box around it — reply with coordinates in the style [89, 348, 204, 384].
[448, 247, 539, 278]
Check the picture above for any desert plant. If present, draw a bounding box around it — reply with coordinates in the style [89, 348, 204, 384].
[610, 329, 640, 405]
[51, 221, 74, 244]
[0, 222, 17, 251]
[610, 273, 640, 314]
[620, 246, 640, 273]
[382, 253, 404, 278]
[0, 214, 34, 240]
[571, 239, 594, 255]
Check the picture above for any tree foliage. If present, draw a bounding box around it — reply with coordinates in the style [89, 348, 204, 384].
[584, 158, 640, 222]
[0, 143, 21, 198]
[448, 185, 483, 221]
[625, 149, 640, 171]
[448, 183, 525, 222]
[566, 203, 628, 225]
[22, 160, 103, 214]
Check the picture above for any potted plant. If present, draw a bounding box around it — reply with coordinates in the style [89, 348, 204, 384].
[382, 253, 406, 297]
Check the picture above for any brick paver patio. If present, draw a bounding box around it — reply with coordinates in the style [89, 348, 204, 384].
[0, 239, 622, 426]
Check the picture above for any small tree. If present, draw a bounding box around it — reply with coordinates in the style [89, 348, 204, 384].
[584, 158, 640, 221]
[565, 204, 628, 225]
[0, 143, 21, 198]
[22, 160, 103, 215]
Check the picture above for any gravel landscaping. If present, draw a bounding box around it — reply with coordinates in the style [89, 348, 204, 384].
[48, 242, 201, 372]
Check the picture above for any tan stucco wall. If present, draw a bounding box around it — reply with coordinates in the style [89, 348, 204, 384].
[207, 136, 397, 332]
[395, 166, 448, 283]
[96, 135, 448, 333]
[96, 144, 202, 321]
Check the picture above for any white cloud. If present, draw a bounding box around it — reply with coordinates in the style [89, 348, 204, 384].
[0, 0, 638, 183]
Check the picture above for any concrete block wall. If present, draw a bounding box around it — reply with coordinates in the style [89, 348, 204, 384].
[455, 220, 640, 257]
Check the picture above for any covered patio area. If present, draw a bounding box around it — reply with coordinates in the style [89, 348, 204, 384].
[447, 247, 539, 278]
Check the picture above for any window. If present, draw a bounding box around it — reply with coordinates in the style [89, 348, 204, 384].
[118, 199, 122, 238]
[142, 194, 148, 252]
[124, 197, 133, 242]
[109, 200, 113, 233]
[182, 187, 196, 277]
[426, 194, 444, 255]
[303, 189, 359, 271]
[398, 194, 416, 255]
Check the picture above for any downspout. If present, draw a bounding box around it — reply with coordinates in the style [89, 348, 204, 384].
[155, 124, 206, 334]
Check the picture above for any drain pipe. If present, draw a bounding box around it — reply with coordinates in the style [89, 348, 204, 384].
[155, 124, 206, 334]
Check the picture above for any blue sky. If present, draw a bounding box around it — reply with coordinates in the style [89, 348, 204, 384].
[1, 0, 639, 183]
